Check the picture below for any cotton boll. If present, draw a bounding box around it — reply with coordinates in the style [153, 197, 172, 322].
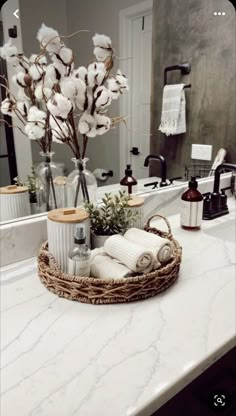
[37, 23, 62, 53]
[60, 78, 77, 99]
[74, 77, 86, 94]
[0, 39, 18, 61]
[50, 115, 72, 142]
[35, 84, 52, 101]
[58, 47, 73, 64]
[16, 101, 30, 117]
[78, 113, 96, 136]
[1, 98, 15, 116]
[87, 70, 96, 88]
[93, 46, 111, 62]
[29, 64, 45, 81]
[94, 86, 112, 109]
[29, 54, 47, 66]
[92, 34, 112, 49]
[74, 66, 87, 82]
[87, 127, 97, 138]
[88, 62, 106, 73]
[116, 69, 129, 91]
[25, 122, 45, 140]
[45, 64, 57, 83]
[47, 93, 72, 119]
[27, 106, 47, 123]
[95, 114, 111, 135]
[107, 77, 120, 99]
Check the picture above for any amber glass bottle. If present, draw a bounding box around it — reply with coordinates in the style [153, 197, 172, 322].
[180, 177, 203, 230]
[120, 164, 138, 195]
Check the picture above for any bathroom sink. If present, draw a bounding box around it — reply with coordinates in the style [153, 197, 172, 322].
[204, 218, 235, 243]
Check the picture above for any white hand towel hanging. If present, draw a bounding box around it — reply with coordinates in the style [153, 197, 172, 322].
[159, 84, 186, 136]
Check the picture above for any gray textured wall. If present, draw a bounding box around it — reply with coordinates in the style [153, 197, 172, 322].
[150, 0, 236, 180]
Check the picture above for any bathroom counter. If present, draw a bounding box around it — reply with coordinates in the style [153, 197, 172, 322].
[1, 198, 235, 416]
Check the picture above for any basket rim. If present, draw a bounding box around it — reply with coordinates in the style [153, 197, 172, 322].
[38, 238, 182, 286]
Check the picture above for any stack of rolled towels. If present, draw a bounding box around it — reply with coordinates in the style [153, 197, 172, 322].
[90, 228, 173, 279]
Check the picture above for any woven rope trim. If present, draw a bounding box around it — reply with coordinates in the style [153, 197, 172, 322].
[38, 216, 182, 304]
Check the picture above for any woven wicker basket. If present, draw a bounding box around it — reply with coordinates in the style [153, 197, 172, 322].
[38, 215, 182, 304]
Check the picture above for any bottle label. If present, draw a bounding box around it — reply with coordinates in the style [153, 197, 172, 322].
[68, 258, 90, 277]
[180, 200, 203, 227]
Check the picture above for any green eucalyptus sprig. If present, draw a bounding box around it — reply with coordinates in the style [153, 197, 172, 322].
[84, 190, 139, 236]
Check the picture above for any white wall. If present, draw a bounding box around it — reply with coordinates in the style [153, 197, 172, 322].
[1, 0, 32, 182]
[67, 0, 147, 184]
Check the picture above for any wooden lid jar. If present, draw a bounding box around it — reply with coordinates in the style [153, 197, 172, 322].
[127, 196, 144, 229]
[47, 208, 90, 273]
[0, 185, 31, 221]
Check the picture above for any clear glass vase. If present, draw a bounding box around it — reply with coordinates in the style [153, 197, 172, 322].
[67, 158, 97, 208]
[36, 152, 63, 212]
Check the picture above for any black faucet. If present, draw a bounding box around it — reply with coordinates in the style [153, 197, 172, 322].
[144, 155, 168, 187]
[203, 163, 236, 220]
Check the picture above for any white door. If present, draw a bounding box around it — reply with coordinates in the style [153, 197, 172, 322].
[130, 13, 152, 179]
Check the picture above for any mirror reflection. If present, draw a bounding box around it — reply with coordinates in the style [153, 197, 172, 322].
[0, 0, 235, 222]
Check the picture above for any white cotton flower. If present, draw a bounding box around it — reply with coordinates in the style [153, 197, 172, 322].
[0, 39, 18, 61]
[74, 66, 87, 83]
[60, 78, 77, 99]
[50, 115, 72, 143]
[58, 47, 73, 64]
[1, 98, 16, 116]
[92, 34, 112, 49]
[88, 62, 106, 73]
[78, 113, 97, 137]
[87, 65, 105, 87]
[45, 64, 59, 83]
[37, 23, 62, 53]
[27, 106, 47, 123]
[29, 64, 44, 81]
[25, 122, 45, 140]
[95, 114, 111, 135]
[50, 56, 71, 78]
[116, 69, 129, 91]
[107, 77, 120, 99]
[29, 54, 47, 66]
[47, 93, 72, 119]
[16, 101, 30, 117]
[93, 47, 111, 62]
[94, 86, 112, 109]
[35, 85, 52, 101]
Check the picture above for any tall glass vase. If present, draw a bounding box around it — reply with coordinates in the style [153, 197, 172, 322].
[67, 158, 97, 208]
[36, 152, 61, 212]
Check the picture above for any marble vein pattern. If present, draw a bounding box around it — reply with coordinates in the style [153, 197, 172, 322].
[1, 199, 235, 416]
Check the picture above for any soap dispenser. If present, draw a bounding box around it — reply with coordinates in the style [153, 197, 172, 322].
[120, 164, 138, 195]
[180, 176, 203, 230]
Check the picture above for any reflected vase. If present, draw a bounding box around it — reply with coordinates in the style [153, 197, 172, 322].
[36, 152, 63, 212]
[67, 158, 97, 208]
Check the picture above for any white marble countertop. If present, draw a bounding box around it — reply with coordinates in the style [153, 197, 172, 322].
[1, 198, 235, 416]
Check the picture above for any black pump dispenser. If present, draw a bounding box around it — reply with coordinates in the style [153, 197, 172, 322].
[188, 176, 198, 189]
[125, 164, 132, 176]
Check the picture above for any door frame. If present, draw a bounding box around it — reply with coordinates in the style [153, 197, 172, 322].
[119, 0, 153, 178]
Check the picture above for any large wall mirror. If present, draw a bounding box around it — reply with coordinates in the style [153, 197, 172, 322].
[0, 0, 235, 222]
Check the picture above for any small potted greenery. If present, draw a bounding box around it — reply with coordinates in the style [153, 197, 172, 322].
[25, 167, 39, 214]
[84, 191, 139, 248]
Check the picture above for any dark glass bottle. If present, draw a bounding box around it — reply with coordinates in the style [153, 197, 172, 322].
[120, 164, 138, 195]
[180, 176, 203, 230]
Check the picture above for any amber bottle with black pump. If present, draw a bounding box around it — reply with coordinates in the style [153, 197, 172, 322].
[120, 164, 138, 195]
[180, 176, 203, 230]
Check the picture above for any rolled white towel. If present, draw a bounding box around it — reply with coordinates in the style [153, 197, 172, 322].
[124, 228, 173, 264]
[104, 234, 154, 273]
[90, 251, 132, 279]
